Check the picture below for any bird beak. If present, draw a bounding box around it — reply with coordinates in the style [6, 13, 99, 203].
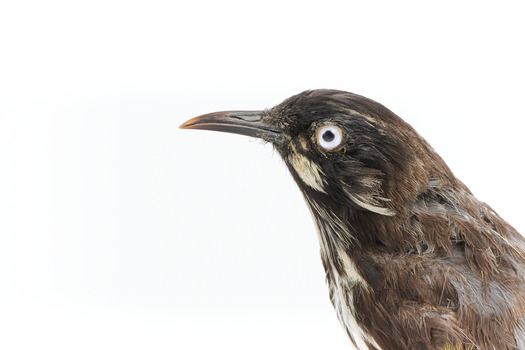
[179, 110, 282, 143]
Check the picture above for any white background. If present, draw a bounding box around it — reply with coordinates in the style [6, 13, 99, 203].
[1, 1, 524, 349]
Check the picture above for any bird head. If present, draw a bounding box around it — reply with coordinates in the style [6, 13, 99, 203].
[181, 89, 457, 226]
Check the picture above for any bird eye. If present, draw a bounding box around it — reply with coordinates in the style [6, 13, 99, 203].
[316, 125, 343, 150]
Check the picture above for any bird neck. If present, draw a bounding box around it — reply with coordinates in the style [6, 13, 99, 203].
[303, 194, 383, 282]
[302, 189, 419, 289]
[304, 191, 402, 249]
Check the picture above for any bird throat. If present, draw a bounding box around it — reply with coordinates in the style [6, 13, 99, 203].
[304, 195, 383, 350]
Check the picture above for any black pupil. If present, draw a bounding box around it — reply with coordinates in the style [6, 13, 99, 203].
[322, 130, 335, 142]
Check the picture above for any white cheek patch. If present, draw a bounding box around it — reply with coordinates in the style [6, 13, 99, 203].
[288, 151, 326, 193]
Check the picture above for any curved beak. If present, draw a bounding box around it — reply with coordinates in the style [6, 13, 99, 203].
[179, 110, 282, 143]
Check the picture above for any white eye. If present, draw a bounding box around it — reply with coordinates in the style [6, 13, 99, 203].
[316, 125, 343, 150]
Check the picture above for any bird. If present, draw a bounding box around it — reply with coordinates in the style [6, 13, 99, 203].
[179, 89, 525, 349]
